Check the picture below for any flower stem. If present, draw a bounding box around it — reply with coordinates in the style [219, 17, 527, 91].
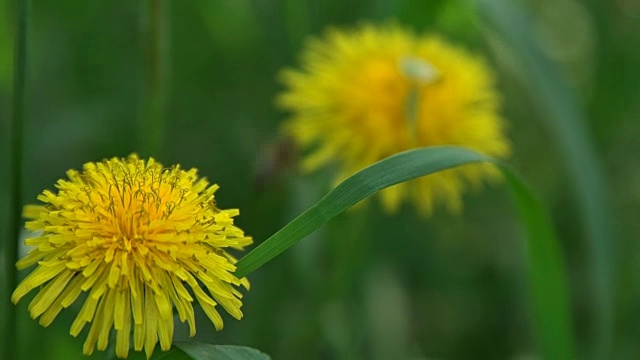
[139, 0, 170, 157]
[2, 0, 28, 358]
[282, 0, 310, 52]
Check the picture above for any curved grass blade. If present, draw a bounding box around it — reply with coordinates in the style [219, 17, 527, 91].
[502, 168, 575, 360]
[476, 1, 612, 357]
[174, 343, 270, 360]
[236, 146, 486, 276]
[130, 343, 270, 360]
[235, 145, 575, 359]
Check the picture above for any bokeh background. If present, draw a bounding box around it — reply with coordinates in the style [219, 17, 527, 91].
[0, 0, 638, 359]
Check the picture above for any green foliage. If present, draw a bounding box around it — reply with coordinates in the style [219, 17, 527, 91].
[146, 344, 269, 360]
[174, 343, 270, 360]
[477, 0, 613, 357]
[0, 0, 11, 88]
[502, 168, 575, 359]
[236, 147, 486, 277]
[1, 0, 637, 359]
[236, 146, 575, 359]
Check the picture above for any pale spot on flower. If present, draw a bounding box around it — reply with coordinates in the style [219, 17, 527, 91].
[278, 24, 510, 215]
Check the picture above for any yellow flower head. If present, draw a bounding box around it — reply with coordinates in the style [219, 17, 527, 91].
[278, 24, 510, 214]
[12, 155, 252, 358]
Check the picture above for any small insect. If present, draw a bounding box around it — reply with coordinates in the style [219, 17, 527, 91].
[253, 136, 298, 193]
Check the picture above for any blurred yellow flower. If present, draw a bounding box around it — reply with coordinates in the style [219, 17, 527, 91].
[278, 24, 510, 214]
[12, 155, 252, 358]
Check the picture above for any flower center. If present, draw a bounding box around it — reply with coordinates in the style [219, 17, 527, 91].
[72, 160, 208, 257]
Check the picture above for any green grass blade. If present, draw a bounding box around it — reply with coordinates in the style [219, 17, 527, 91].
[139, 0, 170, 157]
[502, 168, 575, 359]
[235, 146, 488, 276]
[0, 0, 13, 87]
[234, 145, 575, 359]
[282, 0, 310, 51]
[119, 343, 270, 360]
[2, 0, 28, 358]
[476, 1, 611, 357]
[174, 343, 270, 360]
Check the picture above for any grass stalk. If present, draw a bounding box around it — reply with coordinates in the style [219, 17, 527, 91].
[139, 0, 170, 157]
[2, 0, 29, 358]
[282, 0, 310, 52]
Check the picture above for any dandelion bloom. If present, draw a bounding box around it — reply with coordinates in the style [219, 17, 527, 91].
[278, 24, 510, 214]
[12, 155, 252, 358]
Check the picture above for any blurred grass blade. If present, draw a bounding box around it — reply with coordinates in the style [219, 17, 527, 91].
[502, 168, 575, 359]
[108, 343, 270, 360]
[2, 0, 28, 358]
[235, 145, 575, 359]
[477, 0, 612, 357]
[139, 0, 170, 157]
[282, 0, 310, 51]
[143, 343, 270, 360]
[0, 0, 13, 87]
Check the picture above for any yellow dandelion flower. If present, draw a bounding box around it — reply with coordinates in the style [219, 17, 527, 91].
[11, 155, 252, 359]
[278, 24, 510, 214]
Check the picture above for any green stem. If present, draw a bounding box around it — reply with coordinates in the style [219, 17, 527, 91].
[3, 0, 28, 358]
[139, 0, 170, 157]
[325, 207, 372, 360]
[282, 0, 310, 52]
[477, 1, 612, 357]
[405, 85, 420, 144]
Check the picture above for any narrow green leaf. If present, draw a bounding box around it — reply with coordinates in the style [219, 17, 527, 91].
[2, 0, 28, 358]
[502, 168, 575, 360]
[132, 343, 269, 360]
[148, 347, 191, 360]
[0, 0, 13, 87]
[174, 342, 270, 360]
[138, 0, 170, 157]
[282, 0, 311, 51]
[235, 146, 487, 277]
[234, 145, 575, 359]
[476, 1, 612, 358]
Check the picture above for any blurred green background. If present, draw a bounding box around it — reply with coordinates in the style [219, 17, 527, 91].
[0, 0, 638, 359]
